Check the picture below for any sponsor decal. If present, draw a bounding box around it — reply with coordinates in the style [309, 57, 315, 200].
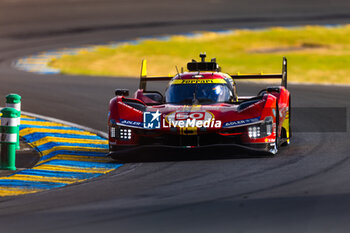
[120, 101, 143, 114]
[265, 138, 276, 143]
[164, 111, 221, 128]
[120, 119, 143, 127]
[280, 106, 288, 118]
[238, 99, 264, 112]
[170, 79, 226, 85]
[143, 110, 161, 129]
[223, 117, 260, 128]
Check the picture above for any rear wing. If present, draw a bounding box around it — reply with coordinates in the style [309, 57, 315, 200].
[230, 57, 287, 88]
[139, 57, 288, 90]
[139, 60, 172, 91]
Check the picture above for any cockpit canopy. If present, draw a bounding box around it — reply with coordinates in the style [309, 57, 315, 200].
[165, 73, 236, 105]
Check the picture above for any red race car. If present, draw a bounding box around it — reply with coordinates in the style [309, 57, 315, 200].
[108, 54, 291, 159]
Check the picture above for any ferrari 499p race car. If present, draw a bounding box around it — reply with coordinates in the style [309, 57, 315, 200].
[108, 54, 291, 158]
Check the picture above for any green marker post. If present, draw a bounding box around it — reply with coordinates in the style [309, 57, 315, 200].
[6, 94, 21, 150]
[0, 108, 19, 170]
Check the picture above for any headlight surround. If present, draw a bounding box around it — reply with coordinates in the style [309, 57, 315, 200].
[248, 116, 273, 139]
[248, 125, 261, 138]
[119, 127, 132, 140]
[110, 126, 116, 138]
[110, 126, 132, 140]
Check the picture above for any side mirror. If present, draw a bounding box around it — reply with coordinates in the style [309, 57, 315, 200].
[115, 89, 129, 96]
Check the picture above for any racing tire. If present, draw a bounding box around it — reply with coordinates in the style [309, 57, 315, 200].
[269, 101, 279, 155]
[281, 95, 291, 147]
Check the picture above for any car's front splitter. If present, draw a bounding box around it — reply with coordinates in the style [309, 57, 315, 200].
[108, 143, 273, 161]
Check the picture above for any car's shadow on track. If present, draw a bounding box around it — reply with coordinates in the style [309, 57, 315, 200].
[110, 145, 273, 163]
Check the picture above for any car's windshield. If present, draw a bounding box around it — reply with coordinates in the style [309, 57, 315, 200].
[165, 83, 232, 104]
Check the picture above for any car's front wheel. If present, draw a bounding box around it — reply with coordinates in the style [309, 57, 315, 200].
[269, 102, 279, 155]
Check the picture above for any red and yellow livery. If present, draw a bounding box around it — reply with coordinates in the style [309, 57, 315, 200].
[108, 54, 291, 158]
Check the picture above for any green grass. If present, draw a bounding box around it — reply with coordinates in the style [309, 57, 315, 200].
[49, 25, 350, 84]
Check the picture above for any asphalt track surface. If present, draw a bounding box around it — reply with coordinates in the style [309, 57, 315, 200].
[1, 0, 350, 232]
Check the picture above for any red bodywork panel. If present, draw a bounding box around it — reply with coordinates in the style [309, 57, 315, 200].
[108, 72, 290, 151]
